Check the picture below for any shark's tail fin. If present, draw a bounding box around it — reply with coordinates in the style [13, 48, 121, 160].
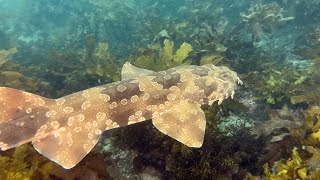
[0, 87, 54, 151]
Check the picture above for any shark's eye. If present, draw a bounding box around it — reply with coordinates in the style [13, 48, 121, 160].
[222, 72, 228, 77]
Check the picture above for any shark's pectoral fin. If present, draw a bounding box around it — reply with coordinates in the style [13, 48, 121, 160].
[32, 124, 101, 169]
[152, 101, 206, 148]
[121, 62, 154, 80]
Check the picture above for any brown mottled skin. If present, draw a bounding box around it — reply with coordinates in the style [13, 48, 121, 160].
[0, 63, 241, 169]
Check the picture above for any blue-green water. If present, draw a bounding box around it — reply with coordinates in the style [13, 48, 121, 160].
[0, 0, 319, 179]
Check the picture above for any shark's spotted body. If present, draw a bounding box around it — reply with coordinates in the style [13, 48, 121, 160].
[0, 63, 242, 168]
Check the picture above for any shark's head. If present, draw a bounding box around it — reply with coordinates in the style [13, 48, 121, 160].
[200, 64, 242, 105]
[175, 64, 242, 106]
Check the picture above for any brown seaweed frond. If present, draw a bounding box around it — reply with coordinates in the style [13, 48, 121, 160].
[129, 39, 193, 71]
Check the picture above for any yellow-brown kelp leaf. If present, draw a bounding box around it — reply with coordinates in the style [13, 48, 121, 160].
[175, 22, 188, 32]
[0, 47, 17, 60]
[304, 106, 320, 133]
[95, 43, 109, 59]
[84, 42, 121, 81]
[161, 39, 193, 67]
[1, 71, 23, 79]
[264, 147, 320, 179]
[129, 40, 193, 71]
[0, 59, 8, 68]
[128, 49, 159, 70]
[290, 93, 320, 104]
[200, 54, 224, 65]
[152, 101, 206, 147]
[161, 39, 174, 64]
[300, 47, 320, 59]
[303, 106, 320, 146]
[305, 146, 320, 170]
[174, 42, 192, 64]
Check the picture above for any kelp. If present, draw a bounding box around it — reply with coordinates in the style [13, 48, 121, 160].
[291, 93, 320, 105]
[301, 47, 320, 70]
[251, 105, 303, 142]
[0, 48, 42, 93]
[0, 48, 17, 60]
[243, 46, 320, 106]
[240, 2, 294, 41]
[303, 106, 320, 146]
[297, 27, 320, 48]
[262, 106, 320, 179]
[0, 145, 56, 179]
[200, 54, 226, 66]
[289, 47, 320, 105]
[129, 39, 193, 71]
[243, 65, 310, 105]
[188, 22, 228, 54]
[20, 38, 125, 97]
[84, 42, 122, 81]
[264, 149, 309, 180]
[264, 147, 320, 179]
[0, 144, 110, 179]
[251, 105, 305, 169]
[0, 48, 18, 70]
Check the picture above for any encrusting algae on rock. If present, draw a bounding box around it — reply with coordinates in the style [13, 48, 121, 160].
[0, 62, 241, 169]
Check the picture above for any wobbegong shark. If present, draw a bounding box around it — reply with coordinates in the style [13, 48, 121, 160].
[0, 62, 242, 169]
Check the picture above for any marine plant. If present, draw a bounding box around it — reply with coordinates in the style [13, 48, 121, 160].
[290, 47, 320, 105]
[243, 64, 309, 105]
[164, 125, 263, 179]
[264, 146, 320, 179]
[303, 106, 320, 146]
[264, 148, 308, 179]
[129, 39, 192, 70]
[187, 22, 228, 54]
[0, 145, 56, 179]
[240, 1, 294, 41]
[259, 106, 320, 179]
[84, 42, 122, 82]
[42, 39, 123, 97]
[104, 98, 262, 179]
[297, 27, 320, 48]
[0, 48, 44, 94]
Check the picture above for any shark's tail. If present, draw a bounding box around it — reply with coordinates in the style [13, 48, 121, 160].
[0, 87, 103, 169]
[0, 87, 54, 151]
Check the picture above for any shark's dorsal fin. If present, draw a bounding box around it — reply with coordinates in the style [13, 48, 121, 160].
[32, 119, 102, 169]
[152, 101, 206, 147]
[121, 62, 154, 80]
